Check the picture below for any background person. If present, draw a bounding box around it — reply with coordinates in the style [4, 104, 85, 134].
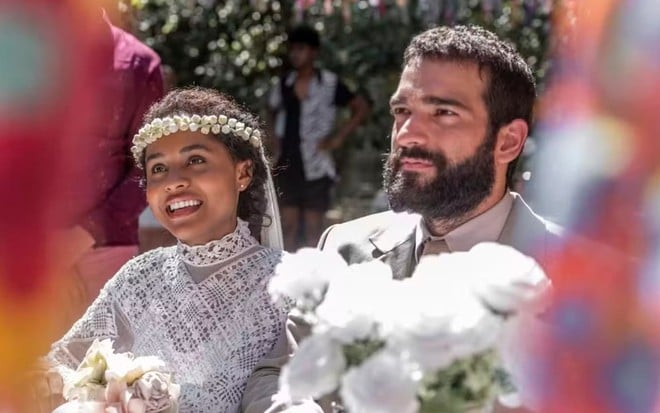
[267, 24, 369, 251]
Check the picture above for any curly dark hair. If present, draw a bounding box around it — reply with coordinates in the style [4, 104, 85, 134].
[403, 25, 536, 187]
[138, 87, 271, 240]
[288, 24, 320, 49]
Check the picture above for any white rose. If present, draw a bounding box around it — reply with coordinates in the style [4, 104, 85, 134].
[64, 383, 107, 402]
[105, 355, 166, 385]
[467, 243, 551, 314]
[384, 276, 501, 372]
[130, 371, 180, 413]
[412, 243, 550, 314]
[268, 248, 348, 308]
[497, 314, 551, 411]
[315, 260, 394, 343]
[52, 401, 108, 413]
[64, 339, 115, 399]
[102, 352, 136, 383]
[280, 333, 346, 401]
[340, 350, 419, 413]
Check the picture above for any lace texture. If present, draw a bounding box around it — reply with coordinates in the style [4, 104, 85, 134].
[49, 220, 288, 412]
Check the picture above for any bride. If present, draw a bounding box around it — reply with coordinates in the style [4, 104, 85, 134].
[43, 87, 308, 412]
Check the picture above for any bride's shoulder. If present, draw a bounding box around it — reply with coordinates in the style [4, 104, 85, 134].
[255, 246, 285, 265]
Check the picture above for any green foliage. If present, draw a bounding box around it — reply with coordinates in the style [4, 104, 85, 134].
[342, 339, 385, 368]
[418, 350, 505, 413]
[128, 0, 292, 110]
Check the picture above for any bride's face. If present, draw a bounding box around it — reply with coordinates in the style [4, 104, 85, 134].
[144, 131, 252, 245]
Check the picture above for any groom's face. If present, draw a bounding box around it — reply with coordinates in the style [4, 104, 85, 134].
[384, 58, 496, 220]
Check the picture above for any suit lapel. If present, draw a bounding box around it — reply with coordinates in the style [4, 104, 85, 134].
[499, 194, 550, 259]
[368, 212, 418, 280]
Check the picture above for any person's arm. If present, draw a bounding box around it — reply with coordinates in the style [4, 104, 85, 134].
[265, 108, 281, 163]
[241, 314, 322, 413]
[80, 63, 164, 246]
[264, 80, 284, 162]
[317, 90, 369, 151]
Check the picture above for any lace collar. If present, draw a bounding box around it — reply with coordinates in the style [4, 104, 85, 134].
[176, 219, 259, 267]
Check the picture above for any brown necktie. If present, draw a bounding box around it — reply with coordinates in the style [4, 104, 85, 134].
[421, 238, 450, 257]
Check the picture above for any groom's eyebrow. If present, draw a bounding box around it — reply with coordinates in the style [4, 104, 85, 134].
[389, 94, 468, 110]
[421, 95, 469, 111]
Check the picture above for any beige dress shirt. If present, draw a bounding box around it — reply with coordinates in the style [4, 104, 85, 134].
[415, 192, 515, 261]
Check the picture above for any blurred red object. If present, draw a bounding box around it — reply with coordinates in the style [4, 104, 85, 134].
[0, 0, 118, 408]
[515, 0, 660, 411]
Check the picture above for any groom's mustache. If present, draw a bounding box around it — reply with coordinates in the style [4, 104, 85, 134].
[388, 146, 448, 173]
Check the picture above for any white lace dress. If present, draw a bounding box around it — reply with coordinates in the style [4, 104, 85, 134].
[48, 219, 288, 412]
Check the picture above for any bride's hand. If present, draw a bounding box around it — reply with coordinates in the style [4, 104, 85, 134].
[126, 398, 146, 413]
[25, 368, 65, 413]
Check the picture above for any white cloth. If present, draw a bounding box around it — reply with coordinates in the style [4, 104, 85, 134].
[48, 219, 289, 412]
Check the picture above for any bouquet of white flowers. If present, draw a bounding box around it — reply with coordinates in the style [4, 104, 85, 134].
[268, 243, 550, 413]
[53, 339, 180, 413]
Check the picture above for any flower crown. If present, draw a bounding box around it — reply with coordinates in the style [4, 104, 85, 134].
[131, 113, 262, 168]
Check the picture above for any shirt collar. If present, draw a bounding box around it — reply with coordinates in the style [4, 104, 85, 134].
[414, 191, 515, 260]
[284, 69, 322, 87]
[177, 218, 258, 267]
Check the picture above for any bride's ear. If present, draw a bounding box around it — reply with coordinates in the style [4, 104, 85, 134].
[236, 160, 253, 191]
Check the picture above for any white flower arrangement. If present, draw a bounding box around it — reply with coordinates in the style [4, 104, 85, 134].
[269, 243, 550, 413]
[131, 113, 262, 167]
[55, 339, 180, 413]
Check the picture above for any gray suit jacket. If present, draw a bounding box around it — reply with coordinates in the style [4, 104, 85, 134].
[242, 193, 558, 413]
[318, 193, 563, 280]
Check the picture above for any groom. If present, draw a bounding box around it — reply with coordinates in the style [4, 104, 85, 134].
[243, 25, 555, 413]
[318, 25, 560, 277]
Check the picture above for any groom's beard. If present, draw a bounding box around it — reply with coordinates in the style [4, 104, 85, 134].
[383, 136, 496, 222]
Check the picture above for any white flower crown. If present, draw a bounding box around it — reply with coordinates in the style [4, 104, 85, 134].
[131, 114, 262, 168]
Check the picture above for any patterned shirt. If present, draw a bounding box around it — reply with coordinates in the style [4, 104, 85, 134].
[269, 69, 354, 181]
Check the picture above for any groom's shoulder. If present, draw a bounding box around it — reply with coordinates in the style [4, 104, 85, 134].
[319, 210, 414, 247]
[327, 210, 397, 233]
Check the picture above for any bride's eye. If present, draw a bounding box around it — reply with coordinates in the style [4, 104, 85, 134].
[188, 155, 206, 165]
[150, 163, 167, 174]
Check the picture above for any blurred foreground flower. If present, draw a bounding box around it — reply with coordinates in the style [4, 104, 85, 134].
[270, 243, 550, 412]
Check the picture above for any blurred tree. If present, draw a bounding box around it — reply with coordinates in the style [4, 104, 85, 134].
[127, 0, 292, 109]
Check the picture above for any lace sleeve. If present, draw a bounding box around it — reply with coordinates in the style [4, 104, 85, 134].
[47, 263, 136, 380]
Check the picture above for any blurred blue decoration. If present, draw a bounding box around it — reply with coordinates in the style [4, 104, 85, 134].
[600, 340, 660, 413]
[549, 295, 596, 346]
[0, 7, 51, 111]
